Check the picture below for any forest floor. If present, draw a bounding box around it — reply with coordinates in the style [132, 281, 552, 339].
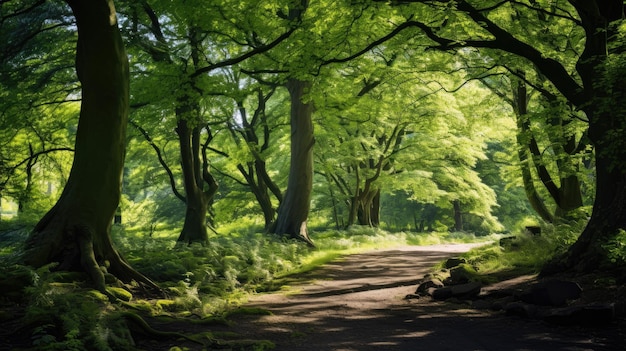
[140, 243, 625, 351]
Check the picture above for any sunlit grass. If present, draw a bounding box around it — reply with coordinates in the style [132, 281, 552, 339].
[1, 217, 504, 319]
[109, 224, 501, 317]
[459, 221, 585, 279]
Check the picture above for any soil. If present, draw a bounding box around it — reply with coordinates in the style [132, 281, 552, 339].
[158, 243, 624, 351]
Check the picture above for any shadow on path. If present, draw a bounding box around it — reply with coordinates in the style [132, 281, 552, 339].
[223, 244, 622, 351]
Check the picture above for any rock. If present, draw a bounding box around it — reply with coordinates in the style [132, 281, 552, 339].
[415, 278, 444, 294]
[520, 279, 582, 306]
[542, 304, 615, 326]
[444, 257, 467, 269]
[429, 282, 482, 300]
[472, 299, 493, 310]
[446, 264, 478, 285]
[450, 281, 482, 298]
[491, 296, 516, 311]
[429, 286, 453, 300]
[505, 301, 538, 318]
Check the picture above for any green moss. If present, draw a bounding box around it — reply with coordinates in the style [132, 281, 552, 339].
[86, 289, 109, 303]
[106, 287, 132, 302]
[156, 299, 179, 311]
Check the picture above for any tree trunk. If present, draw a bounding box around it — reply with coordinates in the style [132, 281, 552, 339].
[371, 188, 380, 227]
[548, 113, 626, 273]
[542, 0, 626, 272]
[554, 174, 583, 221]
[23, 0, 157, 292]
[238, 162, 276, 231]
[453, 199, 463, 232]
[272, 79, 314, 245]
[356, 187, 380, 227]
[176, 119, 217, 245]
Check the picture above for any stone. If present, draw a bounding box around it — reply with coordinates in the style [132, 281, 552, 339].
[542, 304, 615, 326]
[415, 278, 444, 294]
[429, 286, 453, 300]
[505, 301, 538, 318]
[450, 281, 482, 299]
[446, 264, 478, 285]
[444, 257, 467, 269]
[520, 279, 582, 306]
[429, 282, 482, 300]
[472, 299, 493, 310]
[490, 296, 516, 311]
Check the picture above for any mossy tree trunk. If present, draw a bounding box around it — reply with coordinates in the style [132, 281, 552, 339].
[24, 0, 157, 292]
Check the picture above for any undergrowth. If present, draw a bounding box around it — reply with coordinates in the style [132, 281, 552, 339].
[459, 221, 585, 279]
[113, 224, 498, 316]
[0, 221, 498, 350]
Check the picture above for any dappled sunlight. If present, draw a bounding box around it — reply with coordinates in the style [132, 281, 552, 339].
[217, 244, 621, 351]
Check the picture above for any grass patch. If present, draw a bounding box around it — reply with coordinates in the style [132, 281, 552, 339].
[458, 222, 584, 280]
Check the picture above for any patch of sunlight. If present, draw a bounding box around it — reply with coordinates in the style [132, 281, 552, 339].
[393, 330, 434, 338]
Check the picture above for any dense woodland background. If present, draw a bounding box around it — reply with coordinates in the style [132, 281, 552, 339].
[1, 0, 625, 350]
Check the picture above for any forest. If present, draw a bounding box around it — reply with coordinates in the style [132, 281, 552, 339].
[1, 0, 625, 350]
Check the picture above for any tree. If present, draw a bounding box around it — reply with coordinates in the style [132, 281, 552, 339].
[219, 84, 285, 231]
[272, 79, 315, 244]
[23, 0, 157, 292]
[375, 0, 625, 271]
[123, 0, 299, 244]
[472, 61, 590, 223]
[1, 1, 77, 220]
[264, 1, 314, 244]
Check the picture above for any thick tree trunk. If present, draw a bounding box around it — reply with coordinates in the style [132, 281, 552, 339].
[23, 0, 157, 292]
[548, 114, 626, 273]
[356, 188, 381, 227]
[542, 0, 626, 273]
[554, 174, 584, 220]
[273, 79, 314, 245]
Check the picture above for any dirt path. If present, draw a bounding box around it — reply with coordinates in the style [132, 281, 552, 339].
[221, 244, 621, 351]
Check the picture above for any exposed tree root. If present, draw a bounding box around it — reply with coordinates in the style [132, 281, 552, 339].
[121, 312, 205, 345]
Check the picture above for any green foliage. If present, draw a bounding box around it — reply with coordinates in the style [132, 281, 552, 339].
[110, 224, 495, 317]
[461, 221, 586, 277]
[20, 265, 135, 351]
[603, 230, 626, 267]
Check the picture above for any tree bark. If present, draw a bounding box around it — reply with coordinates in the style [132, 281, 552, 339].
[356, 187, 381, 227]
[175, 119, 217, 245]
[272, 79, 315, 245]
[453, 199, 463, 232]
[542, 0, 626, 272]
[23, 0, 157, 292]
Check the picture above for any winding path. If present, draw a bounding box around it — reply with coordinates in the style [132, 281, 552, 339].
[223, 244, 620, 350]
